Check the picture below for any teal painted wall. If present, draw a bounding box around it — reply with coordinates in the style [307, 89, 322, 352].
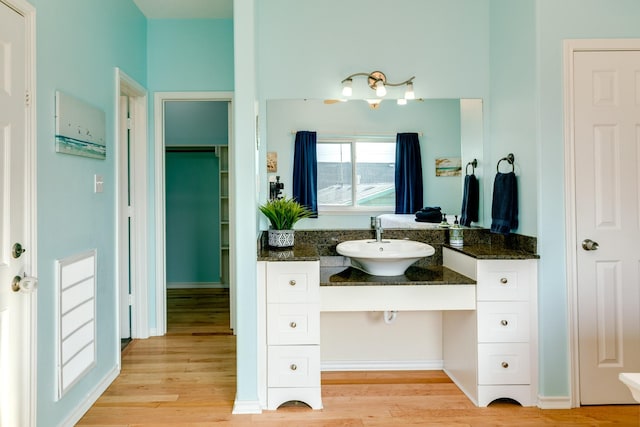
[30, 0, 146, 424]
[165, 151, 220, 283]
[145, 18, 234, 325]
[535, 0, 640, 398]
[147, 19, 234, 91]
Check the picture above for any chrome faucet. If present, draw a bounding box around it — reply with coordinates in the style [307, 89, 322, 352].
[375, 218, 383, 242]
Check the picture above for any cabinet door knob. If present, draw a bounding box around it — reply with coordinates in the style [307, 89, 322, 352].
[500, 319, 508, 326]
[289, 321, 297, 328]
[500, 277, 508, 284]
[501, 361, 509, 369]
[290, 364, 297, 371]
[289, 280, 296, 286]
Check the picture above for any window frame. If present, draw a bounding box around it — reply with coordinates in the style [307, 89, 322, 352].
[316, 136, 396, 214]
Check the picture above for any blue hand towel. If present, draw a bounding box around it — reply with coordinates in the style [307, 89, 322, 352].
[460, 174, 479, 226]
[490, 172, 518, 234]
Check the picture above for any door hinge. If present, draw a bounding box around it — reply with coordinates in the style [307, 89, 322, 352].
[127, 117, 132, 130]
[25, 91, 31, 107]
[128, 294, 134, 306]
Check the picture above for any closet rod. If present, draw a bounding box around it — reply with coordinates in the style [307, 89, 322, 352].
[165, 146, 218, 153]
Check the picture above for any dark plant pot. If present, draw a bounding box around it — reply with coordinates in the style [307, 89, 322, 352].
[268, 229, 295, 248]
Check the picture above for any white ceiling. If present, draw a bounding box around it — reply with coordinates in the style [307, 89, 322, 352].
[133, 0, 233, 19]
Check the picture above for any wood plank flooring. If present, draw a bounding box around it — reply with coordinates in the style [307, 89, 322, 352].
[77, 288, 640, 426]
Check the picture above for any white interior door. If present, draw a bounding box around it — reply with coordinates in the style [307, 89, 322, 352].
[0, 2, 36, 425]
[574, 49, 640, 404]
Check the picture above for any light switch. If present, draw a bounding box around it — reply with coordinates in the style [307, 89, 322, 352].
[94, 175, 104, 193]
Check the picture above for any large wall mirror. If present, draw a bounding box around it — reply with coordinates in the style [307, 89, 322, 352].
[265, 98, 483, 230]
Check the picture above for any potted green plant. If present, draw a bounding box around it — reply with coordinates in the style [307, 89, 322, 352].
[259, 197, 313, 248]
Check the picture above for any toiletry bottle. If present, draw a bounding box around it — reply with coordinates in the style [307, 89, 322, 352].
[450, 215, 464, 247]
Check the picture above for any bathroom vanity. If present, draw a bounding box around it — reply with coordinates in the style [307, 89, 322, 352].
[257, 233, 538, 411]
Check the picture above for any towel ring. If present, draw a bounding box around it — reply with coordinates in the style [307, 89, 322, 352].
[466, 159, 478, 175]
[496, 153, 515, 173]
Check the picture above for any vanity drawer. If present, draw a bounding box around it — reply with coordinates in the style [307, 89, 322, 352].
[267, 261, 319, 304]
[268, 345, 321, 388]
[478, 343, 530, 385]
[477, 301, 529, 343]
[267, 303, 320, 345]
[476, 260, 533, 301]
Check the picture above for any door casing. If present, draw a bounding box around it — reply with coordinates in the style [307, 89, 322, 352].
[153, 91, 234, 336]
[115, 68, 148, 343]
[563, 38, 640, 408]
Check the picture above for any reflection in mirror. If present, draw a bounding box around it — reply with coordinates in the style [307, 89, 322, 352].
[265, 98, 483, 230]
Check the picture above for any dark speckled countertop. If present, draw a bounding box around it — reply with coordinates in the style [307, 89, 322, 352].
[321, 265, 475, 287]
[257, 243, 319, 262]
[444, 244, 540, 260]
[257, 230, 536, 287]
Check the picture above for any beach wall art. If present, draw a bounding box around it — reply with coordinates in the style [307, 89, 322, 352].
[435, 157, 461, 177]
[55, 91, 106, 159]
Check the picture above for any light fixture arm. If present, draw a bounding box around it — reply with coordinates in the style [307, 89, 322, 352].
[341, 71, 415, 94]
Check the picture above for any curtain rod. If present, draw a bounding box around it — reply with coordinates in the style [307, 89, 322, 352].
[290, 131, 423, 137]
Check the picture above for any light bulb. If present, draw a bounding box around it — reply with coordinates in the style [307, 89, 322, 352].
[375, 80, 387, 97]
[404, 82, 415, 100]
[342, 79, 353, 97]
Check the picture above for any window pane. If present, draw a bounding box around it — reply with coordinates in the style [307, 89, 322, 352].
[355, 142, 395, 207]
[317, 143, 353, 206]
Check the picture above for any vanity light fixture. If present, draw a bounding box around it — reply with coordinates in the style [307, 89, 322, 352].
[341, 70, 416, 106]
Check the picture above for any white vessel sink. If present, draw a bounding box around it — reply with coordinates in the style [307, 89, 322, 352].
[336, 239, 435, 276]
[619, 373, 640, 402]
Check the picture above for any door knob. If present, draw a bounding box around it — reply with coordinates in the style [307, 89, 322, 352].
[11, 274, 38, 293]
[582, 239, 599, 251]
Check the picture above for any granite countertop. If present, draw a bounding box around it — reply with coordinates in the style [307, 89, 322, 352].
[444, 244, 539, 260]
[320, 265, 475, 287]
[257, 243, 320, 261]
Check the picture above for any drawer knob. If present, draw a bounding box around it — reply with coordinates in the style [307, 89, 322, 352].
[289, 321, 297, 328]
[289, 280, 296, 286]
[500, 319, 508, 326]
[290, 364, 297, 371]
[501, 361, 509, 369]
[500, 277, 508, 284]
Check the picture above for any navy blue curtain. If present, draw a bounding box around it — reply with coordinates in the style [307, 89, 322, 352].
[395, 132, 423, 214]
[292, 131, 318, 216]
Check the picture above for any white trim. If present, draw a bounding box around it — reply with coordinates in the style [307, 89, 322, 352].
[166, 282, 228, 289]
[154, 92, 234, 337]
[58, 366, 119, 427]
[321, 359, 443, 372]
[537, 395, 572, 410]
[563, 38, 640, 409]
[231, 397, 262, 414]
[115, 69, 149, 343]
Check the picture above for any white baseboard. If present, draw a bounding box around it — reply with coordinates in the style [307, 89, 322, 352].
[59, 366, 120, 427]
[232, 396, 262, 414]
[321, 359, 443, 371]
[167, 282, 228, 289]
[537, 395, 572, 409]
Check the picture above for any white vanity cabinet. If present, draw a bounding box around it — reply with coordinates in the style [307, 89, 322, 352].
[262, 260, 322, 410]
[443, 247, 538, 407]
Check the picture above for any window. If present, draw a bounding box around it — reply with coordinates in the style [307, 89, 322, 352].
[317, 138, 395, 211]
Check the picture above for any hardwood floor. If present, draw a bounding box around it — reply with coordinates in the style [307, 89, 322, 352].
[77, 288, 640, 426]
